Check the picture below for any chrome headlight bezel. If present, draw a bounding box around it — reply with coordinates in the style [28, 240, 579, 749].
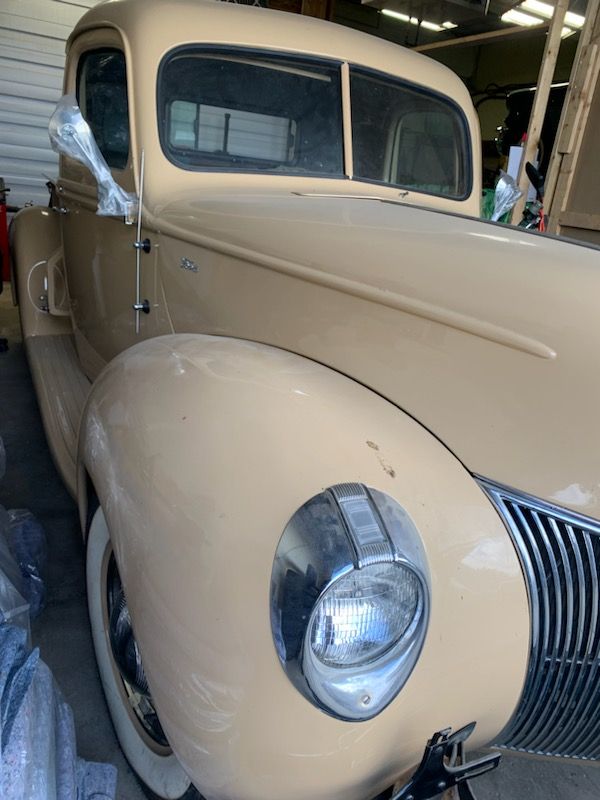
[270, 483, 430, 721]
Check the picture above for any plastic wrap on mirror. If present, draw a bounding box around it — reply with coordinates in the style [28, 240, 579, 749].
[48, 94, 137, 218]
[491, 170, 523, 222]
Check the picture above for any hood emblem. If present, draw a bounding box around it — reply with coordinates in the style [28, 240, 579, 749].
[180, 257, 199, 273]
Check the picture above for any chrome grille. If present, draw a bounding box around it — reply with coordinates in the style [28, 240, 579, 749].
[480, 479, 600, 760]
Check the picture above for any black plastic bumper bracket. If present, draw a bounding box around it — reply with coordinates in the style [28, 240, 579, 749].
[392, 722, 501, 800]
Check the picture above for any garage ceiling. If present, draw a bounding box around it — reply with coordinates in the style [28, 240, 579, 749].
[361, 0, 588, 45]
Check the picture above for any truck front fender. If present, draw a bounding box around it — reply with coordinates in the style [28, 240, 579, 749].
[78, 333, 528, 800]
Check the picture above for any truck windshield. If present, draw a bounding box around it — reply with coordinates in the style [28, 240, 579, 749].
[158, 49, 344, 176]
[158, 49, 471, 199]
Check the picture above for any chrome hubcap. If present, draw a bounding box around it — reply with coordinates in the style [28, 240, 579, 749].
[106, 554, 169, 747]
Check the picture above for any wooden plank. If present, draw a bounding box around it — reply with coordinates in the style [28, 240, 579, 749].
[509, 0, 568, 224]
[545, 0, 600, 229]
[414, 24, 549, 52]
[558, 210, 600, 231]
[301, 0, 330, 17]
[557, 44, 599, 155]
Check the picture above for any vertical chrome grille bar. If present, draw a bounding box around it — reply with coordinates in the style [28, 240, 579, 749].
[478, 478, 600, 760]
[518, 511, 573, 751]
[564, 532, 600, 756]
[540, 524, 587, 753]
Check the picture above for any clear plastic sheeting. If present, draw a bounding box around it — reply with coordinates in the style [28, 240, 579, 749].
[0, 507, 46, 619]
[0, 624, 118, 800]
[0, 507, 25, 610]
[0, 531, 30, 643]
[491, 170, 523, 222]
[6, 510, 47, 619]
[0, 437, 6, 482]
[48, 94, 137, 218]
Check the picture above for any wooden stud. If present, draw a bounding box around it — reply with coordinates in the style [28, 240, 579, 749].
[414, 23, 549, 52]
[510, 0, 569, 224]
[546, 0, 600, 232]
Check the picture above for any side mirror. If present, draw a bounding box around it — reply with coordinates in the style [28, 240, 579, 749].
[48, 95, 137, 218]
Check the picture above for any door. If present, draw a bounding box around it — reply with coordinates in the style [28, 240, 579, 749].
[57, 30, 164, 380]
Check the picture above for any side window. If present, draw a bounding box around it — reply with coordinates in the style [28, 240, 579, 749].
[77, 49, 129, 170]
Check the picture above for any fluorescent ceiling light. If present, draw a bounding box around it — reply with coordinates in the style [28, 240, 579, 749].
[519, 1, 585, 28]
[501, 8, 545, 25]
[565, 10, 585, 27]
[381, 8, 444, 31]
[381, 9, 410, 21]
[561, 25, 577, 36]
[442, 21, 458, 28]
[520, 0, 554, 18]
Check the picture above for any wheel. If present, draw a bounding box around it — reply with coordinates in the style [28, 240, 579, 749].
[86, 506, 199, 799]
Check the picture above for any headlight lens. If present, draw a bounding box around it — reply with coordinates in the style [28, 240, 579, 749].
[270, 484, 430, 721]
[310, 562, 421, 668]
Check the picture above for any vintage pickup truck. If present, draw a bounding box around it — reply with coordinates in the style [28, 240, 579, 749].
[10, 0, 600, 798]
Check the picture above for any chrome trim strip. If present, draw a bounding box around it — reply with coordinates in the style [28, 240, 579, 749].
[479, 477, 600, 760]
[331, 483, 395, 567]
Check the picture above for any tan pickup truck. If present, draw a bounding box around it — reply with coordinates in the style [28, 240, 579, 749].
[11, 0, 600, 798]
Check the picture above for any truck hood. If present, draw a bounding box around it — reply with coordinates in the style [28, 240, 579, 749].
[156, 190, 600, 518]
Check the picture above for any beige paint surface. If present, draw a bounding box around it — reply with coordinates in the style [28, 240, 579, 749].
[80, 335, 529, 800]
[13, 1, 600, 795]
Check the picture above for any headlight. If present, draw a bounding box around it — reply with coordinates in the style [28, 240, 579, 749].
[270, 484, 429, 721]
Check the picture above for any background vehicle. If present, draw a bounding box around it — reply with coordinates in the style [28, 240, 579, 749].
[10, 1, 600, 799]
[496, 84, 567, 177]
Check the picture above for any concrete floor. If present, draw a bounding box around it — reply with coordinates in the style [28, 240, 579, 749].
[1, 284, 600, 800]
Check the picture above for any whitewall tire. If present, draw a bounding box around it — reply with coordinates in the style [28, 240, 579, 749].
[86, 506, 197, 800]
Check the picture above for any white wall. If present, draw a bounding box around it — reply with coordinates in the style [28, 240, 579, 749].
[0, 0, 101, 208]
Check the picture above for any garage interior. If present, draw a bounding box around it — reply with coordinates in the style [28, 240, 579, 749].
[2, 0, 600, 798]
